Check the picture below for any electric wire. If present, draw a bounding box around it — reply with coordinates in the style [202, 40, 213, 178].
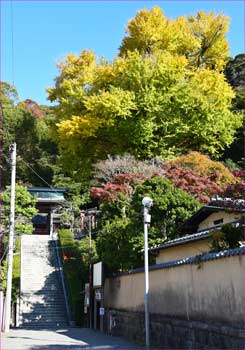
[10, 0, 15, 87]
[18, 156, 54, 189]
[0, 244, 9, 263]
[17, 156, 75, 213]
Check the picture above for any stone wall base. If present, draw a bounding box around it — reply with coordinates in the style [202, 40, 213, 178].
[104, 309, 244, 349]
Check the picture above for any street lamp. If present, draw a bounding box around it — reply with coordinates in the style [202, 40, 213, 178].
[142, 196, 153, 350]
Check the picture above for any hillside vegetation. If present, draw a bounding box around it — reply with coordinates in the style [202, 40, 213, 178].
[1, 7, 244, 274]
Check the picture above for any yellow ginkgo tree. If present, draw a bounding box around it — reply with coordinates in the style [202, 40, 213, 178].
[47, 7, 242, 180]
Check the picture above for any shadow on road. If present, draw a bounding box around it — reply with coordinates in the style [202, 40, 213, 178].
[4, 327, 143, 350]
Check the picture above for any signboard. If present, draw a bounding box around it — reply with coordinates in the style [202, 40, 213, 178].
[99, 307, 105, 316]
[93, 262, 103, 287]
[95, 290, 101, 300]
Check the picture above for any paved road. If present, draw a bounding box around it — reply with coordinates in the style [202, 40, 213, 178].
[1, 327, 142, 350]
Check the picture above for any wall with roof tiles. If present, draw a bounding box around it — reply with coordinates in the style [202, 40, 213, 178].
[103, 250, 244, 348]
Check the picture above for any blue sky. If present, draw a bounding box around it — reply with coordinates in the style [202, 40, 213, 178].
[1, 0, 244, 105]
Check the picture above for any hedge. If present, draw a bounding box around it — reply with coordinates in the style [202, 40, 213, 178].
[58, 229, 86, 326]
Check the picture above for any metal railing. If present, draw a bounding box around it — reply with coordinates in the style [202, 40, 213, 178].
[53, 238, 74, 326]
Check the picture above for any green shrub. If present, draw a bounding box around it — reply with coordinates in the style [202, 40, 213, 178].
[210, 223, 243, 252]
[58, 229, 86, 326]
[12, 239, 21, 302]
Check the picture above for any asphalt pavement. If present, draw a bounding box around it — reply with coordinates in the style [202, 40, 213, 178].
[1, 327, 142, 350]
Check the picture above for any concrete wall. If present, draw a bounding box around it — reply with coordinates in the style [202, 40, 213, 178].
[156, 239, 210, 264]
[104, 252, 244, 349]
[198, 211, 242, 231]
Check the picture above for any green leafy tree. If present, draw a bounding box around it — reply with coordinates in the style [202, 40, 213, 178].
[1, 82, 58, 187]
[46, 7, 242, 183]
[210, 223, 244, 252]
[58, 229, 98, 325]
[130, 177, 201, 240]
[1, 185, 37, 297]
[222, 54, 244, 167]
[96, 177, 200, 271]
[1, 184, 37, 235]
[47, 49, 240, 180]
[52, 170, 89, 212]
[76, 236, 98, 268]
[96, 216, 138, 272]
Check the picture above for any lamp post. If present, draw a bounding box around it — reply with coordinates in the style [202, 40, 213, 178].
[142, 197, 153, 350]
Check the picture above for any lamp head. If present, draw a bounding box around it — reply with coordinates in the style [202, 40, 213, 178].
[142, 196, 153, 208]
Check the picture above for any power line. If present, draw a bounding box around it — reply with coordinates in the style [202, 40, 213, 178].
[2, 152, 11, 164]
[18, 156, 73, 211]
[10, 0, 15, 87]
[18, 156, 54, 189]
[0, 244, 9, 263]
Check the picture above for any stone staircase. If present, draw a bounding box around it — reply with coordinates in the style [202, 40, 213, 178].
[19, 235, 68, 328]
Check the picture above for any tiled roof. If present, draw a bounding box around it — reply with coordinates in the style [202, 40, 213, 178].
[27, 187, 67, 192]
[113, 247, 245, 277]
[209, 197, 245, 209]
[147, 220, 243, 252]
[150, 230, 211, 252]
[27, 187, 66, 202]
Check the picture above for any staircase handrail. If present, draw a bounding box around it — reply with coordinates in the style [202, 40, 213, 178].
[53, 238, 74, 326]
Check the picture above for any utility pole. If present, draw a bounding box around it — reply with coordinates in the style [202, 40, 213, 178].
[3, 142, 16, 332]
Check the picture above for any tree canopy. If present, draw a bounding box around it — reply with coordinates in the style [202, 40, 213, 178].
[96, 177, 200, 271]
[1, 82, 58, 187]
[120, 7, 230, 70]
[47, 8, 241, 180]
[1, 184, 37, 236]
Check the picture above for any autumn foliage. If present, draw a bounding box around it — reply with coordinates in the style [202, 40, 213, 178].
[171, 152, 236, 186]
[223, 170, 245, 199]
[90, 172, 149, 202]
[21, 99, 45, 120]
[162, 163, 223, 203]
[90, 153, 238, 204]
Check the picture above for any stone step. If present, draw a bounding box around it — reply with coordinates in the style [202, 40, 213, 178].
[21, 283, 62, 288]
[21, 283, 61, 287]
[21, 299, 65, 306]
[21, 300, 65, 304]
[21, 305, 66, 310]
[21, 315, 66, 319]
[21, 296, 64, 302]
[21, 315, 67, 320]
[22, 317, 67, 322]
[19, 235, 68, 328]
[21, 310, 66, 315]
[21, 322, 68, 329]
[21, 287, 62, 295]
[21, 308, 66, 314]
[21, 292, 64, 297]
[21, 301, 66, 306]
